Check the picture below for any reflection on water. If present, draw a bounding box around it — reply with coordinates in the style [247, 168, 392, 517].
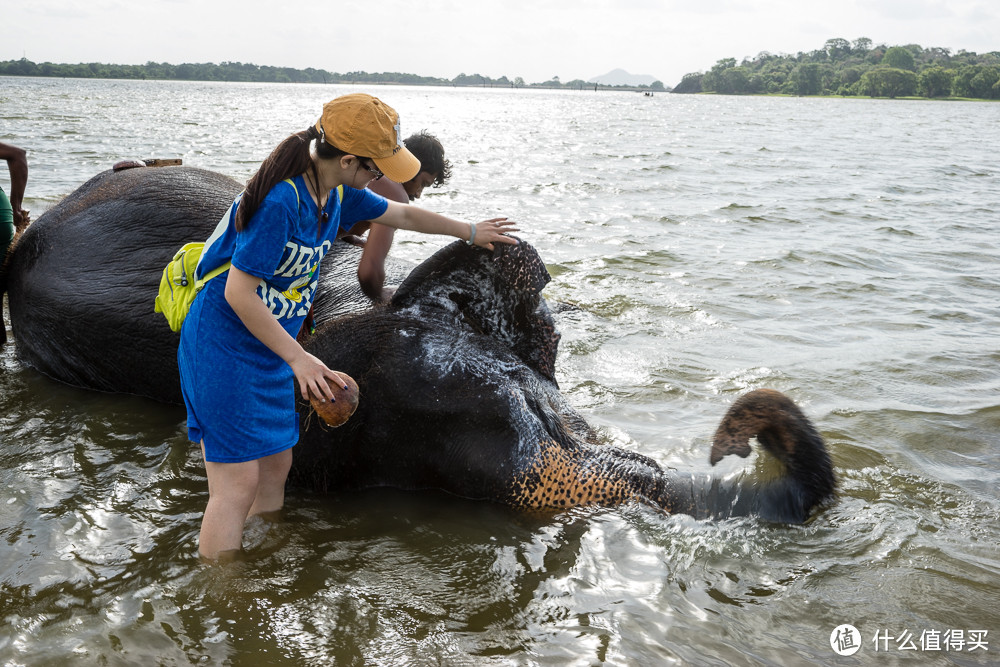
[2, 77, 999, 664]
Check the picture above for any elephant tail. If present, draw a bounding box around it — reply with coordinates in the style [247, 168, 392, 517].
[707, 388, 836, 522]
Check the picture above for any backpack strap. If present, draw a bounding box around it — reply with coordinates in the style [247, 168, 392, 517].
[283, 177, 300, 206]
[198, 260, 231, 287]
[283, 178, 344, 205]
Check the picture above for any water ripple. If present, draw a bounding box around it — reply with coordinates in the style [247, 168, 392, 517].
[2, 78, 999, 665]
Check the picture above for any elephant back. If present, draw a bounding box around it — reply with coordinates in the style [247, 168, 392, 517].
[6, 166, 242, 402]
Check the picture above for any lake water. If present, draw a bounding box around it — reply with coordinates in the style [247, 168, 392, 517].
[2, 76, 999, 665]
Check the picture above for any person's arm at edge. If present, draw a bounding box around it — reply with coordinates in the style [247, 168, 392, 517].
[0, 142, 29, 230]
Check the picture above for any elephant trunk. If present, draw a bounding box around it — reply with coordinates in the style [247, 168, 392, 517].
[707, 388, 836, 522]
[507, 389, 835, 524]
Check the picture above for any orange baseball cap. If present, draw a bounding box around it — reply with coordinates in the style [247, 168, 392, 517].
[315, 94, 421, 184]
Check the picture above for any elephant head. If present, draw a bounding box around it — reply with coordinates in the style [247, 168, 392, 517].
[293, 239, 836, 523]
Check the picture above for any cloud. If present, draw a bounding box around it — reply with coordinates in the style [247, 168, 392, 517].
[3, 0, 999, 88]
[867, 0, 954, 21]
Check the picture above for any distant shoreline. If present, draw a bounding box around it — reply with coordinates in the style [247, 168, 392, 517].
[692, 91, 996, 102]
[0, 74, 661, 94]
[0, 59, 670, 93]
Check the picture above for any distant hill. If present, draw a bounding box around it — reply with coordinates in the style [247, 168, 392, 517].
[588, 68, 660, 86]
[671, 37, 1000, 98]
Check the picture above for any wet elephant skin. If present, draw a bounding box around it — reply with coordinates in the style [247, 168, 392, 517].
[2, 166, 836, 523]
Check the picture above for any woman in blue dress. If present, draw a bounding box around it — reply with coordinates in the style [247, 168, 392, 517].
[179, 94, 518, 560]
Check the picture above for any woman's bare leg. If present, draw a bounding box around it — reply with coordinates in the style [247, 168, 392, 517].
[199, 447, 260, 561]
[249, 447, 293, 517]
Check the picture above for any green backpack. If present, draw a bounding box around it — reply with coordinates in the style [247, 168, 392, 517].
[153, 242, 232, 332]
[153, 179, 341, 332]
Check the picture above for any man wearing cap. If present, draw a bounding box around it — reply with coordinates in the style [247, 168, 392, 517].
[343, 130, 452, 302]
[179, 93, 519, 561]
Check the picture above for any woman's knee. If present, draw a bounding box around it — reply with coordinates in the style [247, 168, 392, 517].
[206, 459, 262, 501]
[259, 448, 293, 479]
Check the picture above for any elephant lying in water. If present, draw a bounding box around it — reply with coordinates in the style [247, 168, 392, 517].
[2, 165, 835, 523]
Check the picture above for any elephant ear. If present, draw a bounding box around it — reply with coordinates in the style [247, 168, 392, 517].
[392, 238, 561, 384]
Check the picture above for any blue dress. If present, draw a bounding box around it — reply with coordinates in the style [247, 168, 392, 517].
[178, 175, 388, 463]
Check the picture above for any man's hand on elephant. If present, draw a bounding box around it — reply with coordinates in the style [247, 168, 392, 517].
[339, 234, 367, 248]
[373, 286, 396, 304]
[14, 208, 29, 232]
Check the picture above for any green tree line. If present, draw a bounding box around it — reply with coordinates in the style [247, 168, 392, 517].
[0, 58, 665, 91]
[672, 38, 1000, 99]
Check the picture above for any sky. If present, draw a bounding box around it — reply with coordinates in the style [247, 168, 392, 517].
[3, 0, 998, 87]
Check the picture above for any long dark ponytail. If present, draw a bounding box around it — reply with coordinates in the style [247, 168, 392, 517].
[235, 126, 347, 231]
